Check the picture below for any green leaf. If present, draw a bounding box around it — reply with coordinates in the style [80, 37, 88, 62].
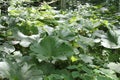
[0, 43, 15, 54]
[93, 22, 101, 28]
[71, 56, 78, 62]
[101, 29, 120, 49]
[39, 62, 55, 75]
[60, 69, 73, 80]
[67, 65, 78, 70]
[97, 76, 112, 80]
[30, 36, 74, 60]
[0, 62, 9, 77]
[71, 71, 80, 78]
[107, 29, 118, 45]
[101, 38, 120, 49]
[76, 35, 94, 52]
[47, 74, 63, 80]
[81, 66, 93, 74]
[79, 54, 94, 64]
[19, 39, 31, 47]
[0, 24, 5, 29]
[99, 68, 118, 80]
[58, 28, 75, 41]
[107, 62, 120, 73]
[12, 29, 40, 47]
[43, 25, 54, 35]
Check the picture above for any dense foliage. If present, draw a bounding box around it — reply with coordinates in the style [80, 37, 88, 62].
[0, 0, 120, 80]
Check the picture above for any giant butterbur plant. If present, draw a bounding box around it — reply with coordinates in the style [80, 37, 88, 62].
[0, 0, 120, 80]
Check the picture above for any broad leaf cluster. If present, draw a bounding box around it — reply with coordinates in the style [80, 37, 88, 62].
[0, 0, 120, 80]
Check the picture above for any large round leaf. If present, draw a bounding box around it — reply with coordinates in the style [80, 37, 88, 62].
[30, 36, 74, 60]
[0, 43, 15, 54]
[101, 29, 120, 49]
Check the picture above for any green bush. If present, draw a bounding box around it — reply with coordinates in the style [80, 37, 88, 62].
[0, 0, 120, 80]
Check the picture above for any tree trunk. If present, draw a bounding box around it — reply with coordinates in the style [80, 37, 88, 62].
[61, 0, 66, 10]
